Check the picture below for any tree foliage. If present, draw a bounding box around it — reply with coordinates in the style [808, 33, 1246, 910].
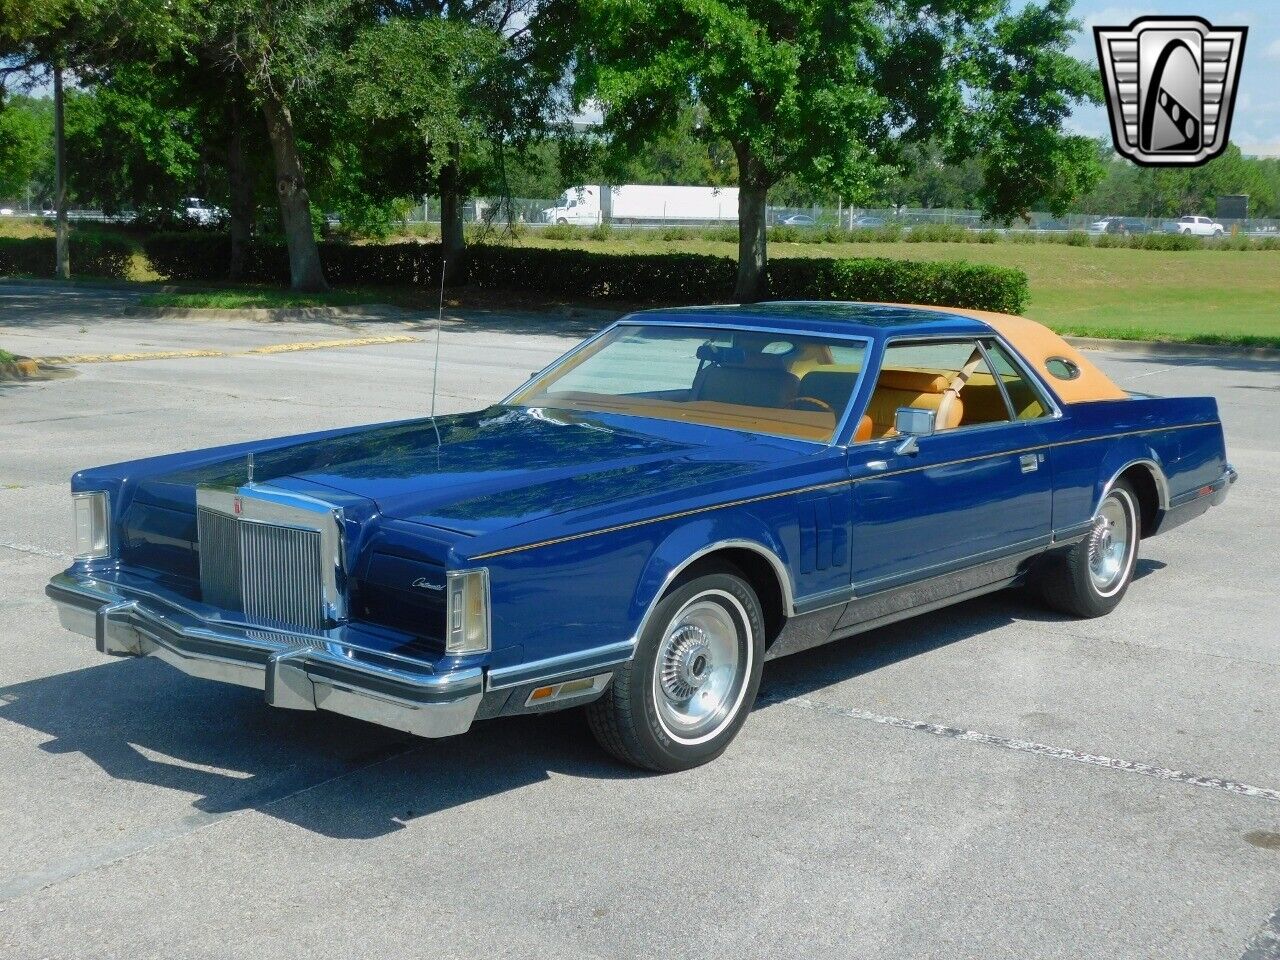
[0, 92, 52, 199]
[571, 0, 1103, 297]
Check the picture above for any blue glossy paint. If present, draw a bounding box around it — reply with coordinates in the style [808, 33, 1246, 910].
[62, 303, 1233, 682]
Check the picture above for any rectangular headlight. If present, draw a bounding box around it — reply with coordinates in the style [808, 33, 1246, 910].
[72, 491, 111, 559]
[445, 568, 490, 655]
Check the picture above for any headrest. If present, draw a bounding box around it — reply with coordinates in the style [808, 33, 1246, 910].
[877, 369, 951, 394]
[696, 344, 747, 365]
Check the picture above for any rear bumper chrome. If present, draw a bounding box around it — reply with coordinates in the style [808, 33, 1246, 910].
[46, 572, 482, 739]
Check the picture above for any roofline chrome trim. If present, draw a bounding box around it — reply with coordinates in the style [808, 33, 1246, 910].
[467, 421, 1217, 561]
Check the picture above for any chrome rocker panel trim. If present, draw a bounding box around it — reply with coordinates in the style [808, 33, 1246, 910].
[46, 572, 482, 739]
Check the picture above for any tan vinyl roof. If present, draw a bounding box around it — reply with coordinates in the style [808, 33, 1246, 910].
[888, 304, 1129, 404]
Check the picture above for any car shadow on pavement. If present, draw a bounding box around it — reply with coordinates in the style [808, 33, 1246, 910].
[0, 656, 639, 842]
[0, 562, 1169, 843]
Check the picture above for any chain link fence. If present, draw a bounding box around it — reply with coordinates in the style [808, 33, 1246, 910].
[7, 201, 1277, 236]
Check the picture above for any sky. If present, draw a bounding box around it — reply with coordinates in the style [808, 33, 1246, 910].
[1065, 0, 1279, 156]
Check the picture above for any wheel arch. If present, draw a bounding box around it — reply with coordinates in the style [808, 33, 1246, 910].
[1101, 456, 1169, 538]
[631, 533, 794, 652]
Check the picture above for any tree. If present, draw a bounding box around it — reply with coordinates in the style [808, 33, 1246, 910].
[2, 0, 194, 277]
[575, 0, 1102, 300]
[208, 0, 357, 291]
[343, 14, 501, 267]
[0, 93, 53, 201]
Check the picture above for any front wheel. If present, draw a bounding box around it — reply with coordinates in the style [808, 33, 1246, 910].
[1037, 479, 1140, 618]
[587, 568, 764, 771]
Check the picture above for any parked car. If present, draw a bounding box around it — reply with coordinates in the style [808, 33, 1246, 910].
[779, 213, 817, 226]
[1092, 216, 1152, 235]
[181, 197, 226, 226]
[851, 215, 887, 227]
[1169, 215, 1224, 236]
[48, 303, 1236, 770]
[0, 207, 14, 216]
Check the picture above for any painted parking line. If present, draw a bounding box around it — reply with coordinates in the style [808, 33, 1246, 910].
[36, 335, 419, 366]
[770, 694, 1280, 805]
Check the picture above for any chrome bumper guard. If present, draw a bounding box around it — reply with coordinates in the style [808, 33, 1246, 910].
[46, 573, 482, 738]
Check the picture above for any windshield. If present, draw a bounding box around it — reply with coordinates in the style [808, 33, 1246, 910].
[510, 324, 869, 442]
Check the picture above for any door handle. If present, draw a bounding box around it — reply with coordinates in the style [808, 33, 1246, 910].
[1019, 454, 1040, 473]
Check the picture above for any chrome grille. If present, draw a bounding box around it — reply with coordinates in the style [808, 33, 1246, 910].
[196, 508, 242, 610]
[196, 494, 336, 633]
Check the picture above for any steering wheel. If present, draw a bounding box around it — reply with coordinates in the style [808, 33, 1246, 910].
[791, 396, 834, 415]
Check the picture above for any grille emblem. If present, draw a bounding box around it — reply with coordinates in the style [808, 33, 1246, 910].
[1094, 16, 1247, 167]
[233, 496, 243, 515]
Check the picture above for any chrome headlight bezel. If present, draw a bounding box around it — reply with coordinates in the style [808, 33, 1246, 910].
[445, 568, 491, 655]
[72, 490, 112, 560]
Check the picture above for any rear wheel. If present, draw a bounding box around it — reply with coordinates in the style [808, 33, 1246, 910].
[587, 568, 764, 772]
[1038, 479, 1141, 618]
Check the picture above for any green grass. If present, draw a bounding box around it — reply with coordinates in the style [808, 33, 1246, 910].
[498, 233, 1280, 347]
[123, 231, 1280, 348]
[0, 348, 18, 364]
[140, 288, 388, 309]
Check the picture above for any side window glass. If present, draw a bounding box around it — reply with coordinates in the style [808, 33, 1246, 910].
[867, 340, 1008, 438]
[984, 340, 1049, 420]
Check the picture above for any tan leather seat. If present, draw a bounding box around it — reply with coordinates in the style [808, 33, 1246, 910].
[865, 369, 963, 438]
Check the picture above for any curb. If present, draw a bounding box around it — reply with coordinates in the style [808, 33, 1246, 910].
[122, 305, 409, 322]
[1065, 336, 1280, 360]
[0, 277, 155, 293]
[33, 335, 420, 367]
[0, 356, 42, 380]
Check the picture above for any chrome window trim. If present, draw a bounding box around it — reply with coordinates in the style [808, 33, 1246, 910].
[975, 339, 1019, 422]
[980, 334, 1063, 420]
[503, 318, 874, 449]
[501, 325, 616, 404]
[844, 332, 1064, 449]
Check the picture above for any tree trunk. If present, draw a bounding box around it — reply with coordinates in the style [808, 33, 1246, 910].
[260, 86, 327, 291]
[226, 95, 254, 282]
[439, 142, 465, 286]
[53, 64, 70, 281]
[733, 143, 772, 302]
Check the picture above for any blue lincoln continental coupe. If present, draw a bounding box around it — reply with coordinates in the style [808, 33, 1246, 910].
[48, 302, 1236, 770]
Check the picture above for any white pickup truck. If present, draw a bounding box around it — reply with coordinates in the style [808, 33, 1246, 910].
[542, 184, 739, 226]
[1170, 215, 1225, 236]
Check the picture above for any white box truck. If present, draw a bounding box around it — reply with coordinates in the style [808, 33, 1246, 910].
[542, 184, 739, 225]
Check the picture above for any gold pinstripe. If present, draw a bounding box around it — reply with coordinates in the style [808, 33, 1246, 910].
[469, 421, 1219, 561]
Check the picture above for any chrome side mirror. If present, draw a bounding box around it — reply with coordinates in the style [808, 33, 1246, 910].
[893, 407, 935, 456]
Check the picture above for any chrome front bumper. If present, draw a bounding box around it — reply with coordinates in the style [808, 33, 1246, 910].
[46, 572, 483, 738]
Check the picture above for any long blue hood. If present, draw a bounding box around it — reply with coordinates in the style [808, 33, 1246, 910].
[284, 407, 809, 535]
[143, 406, 814, 537]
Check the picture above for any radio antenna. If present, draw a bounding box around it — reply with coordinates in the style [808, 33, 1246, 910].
[428, 260, 446, 450]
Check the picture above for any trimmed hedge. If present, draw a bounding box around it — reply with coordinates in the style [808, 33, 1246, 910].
[140, 234, 1029, 314]
[0, 234, 133, 280]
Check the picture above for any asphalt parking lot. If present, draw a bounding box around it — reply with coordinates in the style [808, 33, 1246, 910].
[1, 282, 1278, 959]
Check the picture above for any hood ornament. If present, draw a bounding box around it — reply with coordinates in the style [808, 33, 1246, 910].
[246, 452, 256, 485]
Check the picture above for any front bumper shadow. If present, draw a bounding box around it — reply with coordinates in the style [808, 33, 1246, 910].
[46, 573, 482, 739]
